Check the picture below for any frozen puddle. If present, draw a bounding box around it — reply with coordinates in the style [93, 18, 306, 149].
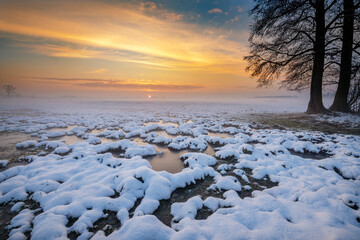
[0, 108, 359, 240]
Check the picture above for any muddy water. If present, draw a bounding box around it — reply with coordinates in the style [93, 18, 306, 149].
[58, 135, 83, 145]
[207, 132, 233, 138]
[145, 144, 216, 174]
[0, 132, 40, 171]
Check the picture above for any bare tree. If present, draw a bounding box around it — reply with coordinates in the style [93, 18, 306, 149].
[3, 85, 16, 97]
[328, 0, 359, 112]
[348, 77, 360, 112]
[324, 1, 360, 112]
[245, 0, 339, 113]
[348, 40, 360, 111]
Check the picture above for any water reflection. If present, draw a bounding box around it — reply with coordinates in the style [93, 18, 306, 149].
[145, 144, 215, 174]
[59, 135, 83, 145]
[207, 132, 233, 138]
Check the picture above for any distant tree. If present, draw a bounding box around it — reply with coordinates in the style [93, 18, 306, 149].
[3, 85, 16, 97]
[245, 0, 339, 113]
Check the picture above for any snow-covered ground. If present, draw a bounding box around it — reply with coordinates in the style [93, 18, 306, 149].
[0, 100, 359, 240]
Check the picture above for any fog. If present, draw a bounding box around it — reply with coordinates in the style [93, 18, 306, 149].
[0, 94, 335, 115]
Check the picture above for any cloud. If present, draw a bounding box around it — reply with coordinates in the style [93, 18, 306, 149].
[0, 0, 247, 74]
[236, 6, 244, 13]
[140, 1, 183, 21]
[87, 68, 107, 74]
[25, 77, 106, 82]
[208, 8, 223, 14]
[160, 12, 184, 21]
[77, 82, 203, 91]
[13, 43, 97, 59]
[140, 1, 157, 11]
[226, 16, 239, 24]
[26, 76, 204, 91]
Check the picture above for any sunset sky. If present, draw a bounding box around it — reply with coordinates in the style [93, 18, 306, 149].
[0, 0, 292, 100]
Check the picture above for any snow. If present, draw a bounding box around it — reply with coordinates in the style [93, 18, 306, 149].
[208, 175, 242, 191]
[168, 136, 208, 151]
[125, 145, 157, 158]
[10, 202, 25, 212]
[53, 146, 71, 155]
[171, 196, 203, 222]
[8, 209, 34, 239]
[16, 140, 37, 149]
[0, 160, 9, 167]
[0, 101, 359, 239]
[97, 215, 174, 240]
[180, 153, 217, 168]
[97, 130, 125, 139]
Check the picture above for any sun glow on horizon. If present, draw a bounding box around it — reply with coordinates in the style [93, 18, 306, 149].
[0, 0, 261, 99]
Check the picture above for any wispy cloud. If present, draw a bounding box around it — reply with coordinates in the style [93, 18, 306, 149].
[236, 6, 244, 13]
[76, 82, 203, 91]
[0, 0, 247, 74]
[26, 77, 106, 82]
[140, 1, 157, 11]
[25, 76, 204, 91]
[87, 68, 107, 74]
[226, 16, 240, 24]
[208, 8, 223, 14]
[140, 1, 184, 21]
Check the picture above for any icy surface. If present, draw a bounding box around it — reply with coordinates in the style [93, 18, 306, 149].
[0, 101, 359, 239]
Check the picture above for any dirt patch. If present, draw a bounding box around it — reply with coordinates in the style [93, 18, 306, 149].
[0, 199, 41, 239]
[90, 210, 121, 237]
[153, 167, 279, 227]
[242, 113, 360, 135]
[288, 149, 331, 160]
[154, 176, 218, 226]
[0, 132, 44, 172]
[0, 132, 37, 161]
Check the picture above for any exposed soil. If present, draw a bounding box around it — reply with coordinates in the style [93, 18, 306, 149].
[0, 199, 41, 239]
[0, 132, 45, 172]
[288, 149, 331, 160]
[153, 176, 220, 226]
[242, 113, 360, 135]
[153, 166, 278, 227]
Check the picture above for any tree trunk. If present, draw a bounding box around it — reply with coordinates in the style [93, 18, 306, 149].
[306, 0, 327, 114]
[329, 0, 355, 112]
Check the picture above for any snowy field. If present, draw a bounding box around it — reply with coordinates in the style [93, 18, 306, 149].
[0, 99, 359, 240]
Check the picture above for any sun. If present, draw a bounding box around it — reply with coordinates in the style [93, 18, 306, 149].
[148, 94, 151, 99]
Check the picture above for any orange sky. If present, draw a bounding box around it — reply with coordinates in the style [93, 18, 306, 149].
[0, 0, 284, 100]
